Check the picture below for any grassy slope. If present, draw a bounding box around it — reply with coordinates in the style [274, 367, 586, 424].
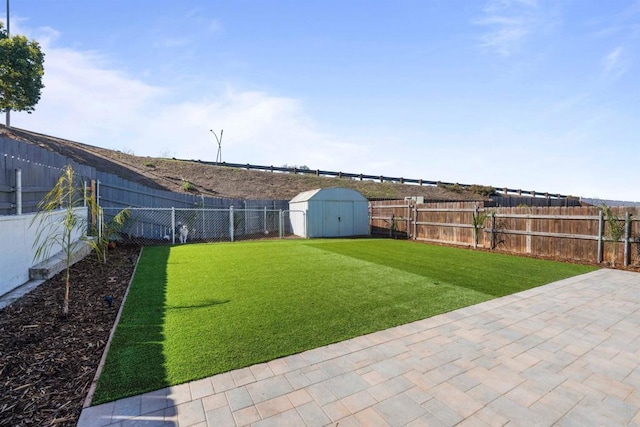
[93, 239, 596, 403]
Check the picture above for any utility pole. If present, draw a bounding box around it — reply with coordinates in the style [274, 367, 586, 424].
[210, 129, 223, 164]
[5, 0, 10, 128]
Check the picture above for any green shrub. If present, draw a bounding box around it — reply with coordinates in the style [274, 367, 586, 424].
[182, 180, 194, 192]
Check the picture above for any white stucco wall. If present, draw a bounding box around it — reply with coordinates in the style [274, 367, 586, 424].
[0, 207, 87, 296]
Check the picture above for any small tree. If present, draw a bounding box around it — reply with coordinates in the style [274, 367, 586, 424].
[472, 206, 488, 249]
[0, 23, 45, 121]
[94, 206, 131, 264]
[32, 165, 87, 317]
[33, 166, 132, 317]
[491, 215, 509, 250]
[602, 204, 625, 267]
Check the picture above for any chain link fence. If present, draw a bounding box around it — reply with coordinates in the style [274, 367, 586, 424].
[100, 207, 304, 245]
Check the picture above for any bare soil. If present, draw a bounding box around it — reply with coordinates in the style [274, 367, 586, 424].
[0, 246, 139, 426]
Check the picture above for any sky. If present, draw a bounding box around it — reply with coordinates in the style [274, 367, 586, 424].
[2, 0, 639, 201]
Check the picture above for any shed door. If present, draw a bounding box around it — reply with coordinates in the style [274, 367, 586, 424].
[323, 202, 354, 237]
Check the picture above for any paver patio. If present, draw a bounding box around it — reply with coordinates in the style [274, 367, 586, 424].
[78, 268, 640, 426]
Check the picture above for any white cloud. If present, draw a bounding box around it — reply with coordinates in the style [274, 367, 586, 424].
[12, 35, 165, 141]
[9, 33, 635, 200]
[9, 26, 386, 174]
[6, 16, 639, 203]
[474, 0, 551, 56]
[602, 46, 628, 79]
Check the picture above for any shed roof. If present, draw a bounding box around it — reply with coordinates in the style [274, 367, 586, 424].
[289, 187, 367, 203]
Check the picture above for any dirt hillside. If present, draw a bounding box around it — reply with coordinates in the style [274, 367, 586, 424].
[1, 126, 486, 201]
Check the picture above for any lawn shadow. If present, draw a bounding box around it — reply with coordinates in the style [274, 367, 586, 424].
[92, 245, 176, 411]
[166, 299, 230, 310]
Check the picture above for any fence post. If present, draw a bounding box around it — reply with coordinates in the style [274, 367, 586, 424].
[201, 195, 205, 241]
[413, 204, 417, 240]
[489, 212, 495, 250]
[98, 207, 103, 242]
[624, 212, 631, 267]
[597, 209, 604, 264]
[407, 203, 411, 239]
[15, 168, 22, 215]
[474, 205, 479, 249]
[389, 214, 395, 238]
[264, 206, 268, 234]
[90, 180, 98, 227]
[171, 207, 176, 245]
[279, 209, 283, 239]
[230, 206, 235, 242]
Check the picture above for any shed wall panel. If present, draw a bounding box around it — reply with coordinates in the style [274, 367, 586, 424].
[288, 188, 369, 238]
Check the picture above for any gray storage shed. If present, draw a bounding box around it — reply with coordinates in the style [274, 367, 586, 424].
[289, 187, 370, 238]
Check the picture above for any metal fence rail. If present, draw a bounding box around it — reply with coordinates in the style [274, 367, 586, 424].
[101, 207, 304, 245]
[192, 160, 574, 199]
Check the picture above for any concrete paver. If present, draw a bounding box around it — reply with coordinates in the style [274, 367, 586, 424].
[225, 387, 253, 412]
[78, 269, 640, 426]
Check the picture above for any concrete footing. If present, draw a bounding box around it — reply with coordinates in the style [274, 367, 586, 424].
[0, 240, 94, 310]
[29, 240, 94, 280]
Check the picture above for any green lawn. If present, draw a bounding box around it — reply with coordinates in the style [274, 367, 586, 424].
[93, 239, 596, 403]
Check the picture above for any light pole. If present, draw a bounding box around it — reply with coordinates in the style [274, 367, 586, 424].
[5, 0, 10, 127]
[210, 129, 223, 164]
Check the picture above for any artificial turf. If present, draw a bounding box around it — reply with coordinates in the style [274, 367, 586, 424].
[93, 238, 596, 403]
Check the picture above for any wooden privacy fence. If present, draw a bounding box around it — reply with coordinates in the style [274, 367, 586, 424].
[369, 200, 414, 238]
[370, 201, 640, 267]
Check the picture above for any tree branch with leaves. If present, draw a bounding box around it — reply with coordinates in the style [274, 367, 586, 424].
[602, 204, 625, 267]
[0, 23, 45, 121]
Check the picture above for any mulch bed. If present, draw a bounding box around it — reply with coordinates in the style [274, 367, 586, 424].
[0, 245, 140, 426]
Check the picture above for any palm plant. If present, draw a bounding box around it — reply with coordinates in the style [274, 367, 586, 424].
[31, 165, 131, 316]
[95, 206, 131, 264]
[31, 165, 87, 317]
[472, 207, 488, 249]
